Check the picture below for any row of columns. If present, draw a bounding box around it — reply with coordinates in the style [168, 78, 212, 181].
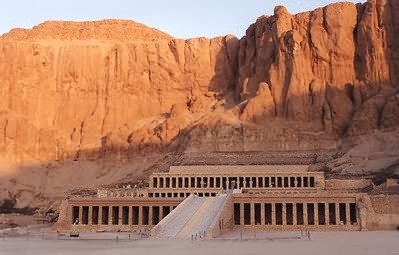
[152, 176, 316, 189]
[72, 205, 174, 226]
[235, 202, 356, 226]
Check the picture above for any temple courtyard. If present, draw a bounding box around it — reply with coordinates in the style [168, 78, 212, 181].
[0, 231, 398, 255]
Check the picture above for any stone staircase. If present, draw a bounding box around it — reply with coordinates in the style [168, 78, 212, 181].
[152, 194, 228, 238]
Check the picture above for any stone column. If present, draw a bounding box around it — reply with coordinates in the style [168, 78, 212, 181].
[325, 203, 329, 225]
[88, 206, 93, 225]
[194, 178, 198, 188]
[314, 203, 319, 225]
[108, 207, 112, 225]
[149, 206, 153, 226]
[99, 206, 103, 225]
[256, 177, 259, 188]
[303, 203, 308, 225]
[128, 206, 132, 225]
[261, 203, 265, 225]
[250, 203, 255, 225]
[293, 203, 297, 225]
[335, 203, 340, 225]
[182, 177, 185, 188]
[78, 206, 83, 225]
[346, 202, 351, 225]
[237, 180, 241, 189]
[159, 206, 164, 221]
[271, 203, 276, 225]
[240, 203, 244, 225]
[300, 177, 304, 188]
[249, 180, 253, 188]
[226, 180, 230, 191]
[118, 206, 123, 225]
[262, 177, 266, 188]
[138, 206, 143, 226]
[282, 203, 287, 225]
[243, 180, 247, 188]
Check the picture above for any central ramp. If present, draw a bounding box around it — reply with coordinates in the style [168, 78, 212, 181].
[152, 194, 228, 238]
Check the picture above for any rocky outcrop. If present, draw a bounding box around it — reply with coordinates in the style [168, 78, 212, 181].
[0, 0, 398, 207]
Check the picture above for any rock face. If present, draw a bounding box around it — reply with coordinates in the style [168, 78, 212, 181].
[0, 0, 398, 207]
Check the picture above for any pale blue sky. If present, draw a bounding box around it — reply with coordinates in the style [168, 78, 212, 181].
[1, 0, 363, 39]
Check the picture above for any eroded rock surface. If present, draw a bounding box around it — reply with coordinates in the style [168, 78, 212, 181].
[0, 0, 398, 207]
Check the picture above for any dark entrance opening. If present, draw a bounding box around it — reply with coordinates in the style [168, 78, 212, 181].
[290, 177, 295, 187]
[297, 203, 304, 225]
[258, 177, 263, 188]
[307, 203, 314, 225]
[277, 177, 283, 188]
[142, 206, 149, 225]
[284, 177, 289, 188]
[303, 177, 308, 187]
[318, 203, 325, 225]
[172, 178, 176, 188]
[254, 203, 261, 225]
[191, 177, 195, 188]
[310, 177, 315, 187]
[160, 178, 164, 188]
[216, 177, 221, 188]
[265, 177, 270, 188]
[162, 206, 170, 218]
[122, 206, 129, 225]
[296, 177, 302, 187]
[92, 206, 99, 225]
[329, 203, 336, 225]
[339, 203, 346, 224]
[244, 203, 250, 225]
[210, 177, 214, 188]
[350, 203, 357, 224]
[102, 206, 109, 225]
[112, 206, 119, 225]
[152, 206, 160, 225]
[178, 177, 182, 188]
[276, 203, 283, 225]
[234, 203, 240, 225]
[265, 203, 272, 224]
[165, 177, 170, 188]
[286, 203, 293, 225]
[82, 206, 89, 224]
[153, 177, 158, 188]
[132, 206, 139, 225]
[72, 206, 79, 224]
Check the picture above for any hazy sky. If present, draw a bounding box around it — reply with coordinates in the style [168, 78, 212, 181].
[1, 0, 363, 39]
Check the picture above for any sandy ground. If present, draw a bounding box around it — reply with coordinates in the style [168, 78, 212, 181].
[0, 231, 398, 255]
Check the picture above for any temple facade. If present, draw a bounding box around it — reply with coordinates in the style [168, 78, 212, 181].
[56, 165, 399, 236]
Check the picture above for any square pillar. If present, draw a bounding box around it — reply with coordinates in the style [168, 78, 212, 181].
[271, 203, 276, 225]
[138, 206, 143, 225]
[256, 177, 259, 188]
[149, 206, 153, 226]
[303, 203, 308, 225]
[194, 178, 198, 188]
[261, 203, 265, 225]
[293, 203, 297, 225]
[128, 206, 133, 225]
[88, 206, 93, 225]
[250, 203, 255, 225]
[335, 203, 340, 225]
[182, 177, 185, 188]
[314, 203, 319, 225]
[325, 202, 329, 225]
[108, 207, 112, 225]
[159, 206, 164, 221]
[78, 206, 83, 225]
[282, 203, 287, 225]
[98, 206, 103, 225]
[118, 206, 123, 225]
[346, 202, 351, 225]
[240, 203, 245, 226]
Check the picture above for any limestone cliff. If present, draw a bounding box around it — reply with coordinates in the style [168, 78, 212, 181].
[0, 0, 398, 208]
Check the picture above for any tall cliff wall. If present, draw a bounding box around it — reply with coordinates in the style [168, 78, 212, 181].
[0, 0, 398, 207]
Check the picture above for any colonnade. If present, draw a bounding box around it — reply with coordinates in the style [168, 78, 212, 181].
[71, 205, 176, 226]
[151, 175, 318, 189]
[233, 201, 358, 226]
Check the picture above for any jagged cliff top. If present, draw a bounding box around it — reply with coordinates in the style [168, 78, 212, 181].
[1, 19, 173, 42]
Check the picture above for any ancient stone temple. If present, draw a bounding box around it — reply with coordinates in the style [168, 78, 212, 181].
[56, 164, 399, 236]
